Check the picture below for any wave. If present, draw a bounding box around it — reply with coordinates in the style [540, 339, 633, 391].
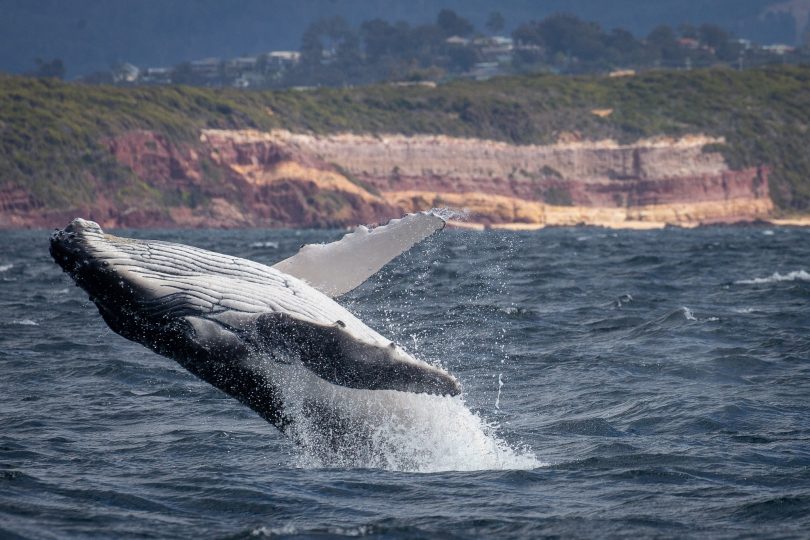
[249, 241, 279, 249]
[0, 263, 12, 272]
[736, 270, 810, 285]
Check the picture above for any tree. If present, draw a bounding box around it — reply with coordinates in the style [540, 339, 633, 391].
[299, 16, 354, 66]
[437, 9, 474, 37]
[518, 14, 605, 63]
[698, 23, 729, 49]
[361, 18, 396, 62]
[447, 45, 477, 72]
[606, 28, 643, 66]
[647, 25, 684, 63]
[486, 12, 505, 35]
[608, 28, 640, 55]
[300, 26, 325, 67]
[697, 23, 741, 62]
[171, 62, 194, 85]
[647, 25, 677, 47]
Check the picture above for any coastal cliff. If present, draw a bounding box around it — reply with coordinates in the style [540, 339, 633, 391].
[0, 127, 772, 228]
[256, 130, 772, 228]
[3, 67, 808, 229]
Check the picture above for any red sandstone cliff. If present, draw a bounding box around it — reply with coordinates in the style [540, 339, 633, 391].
[0, 128, 773, 229]
[264, 130, 771, 227]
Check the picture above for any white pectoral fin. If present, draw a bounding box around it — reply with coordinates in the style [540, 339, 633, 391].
[272, 211, 446, 297]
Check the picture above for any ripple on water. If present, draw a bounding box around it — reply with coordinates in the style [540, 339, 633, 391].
[1, 227, 809, 538]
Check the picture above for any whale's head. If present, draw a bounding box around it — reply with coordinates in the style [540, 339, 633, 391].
[51, 218, 106, 273]
[49, 218, 188, 349]
[50, 218, 131, 302]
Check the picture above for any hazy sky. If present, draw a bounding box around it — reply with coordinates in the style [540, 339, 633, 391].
[0, 0, 797, 76]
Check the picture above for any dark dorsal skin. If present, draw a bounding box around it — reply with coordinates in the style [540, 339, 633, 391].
[49, 218, 460, 435]
[50, 220, 291, 429]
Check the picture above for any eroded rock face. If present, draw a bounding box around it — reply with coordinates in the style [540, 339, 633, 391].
[219, 129, 772, 227]
[0, 128, 773, 229]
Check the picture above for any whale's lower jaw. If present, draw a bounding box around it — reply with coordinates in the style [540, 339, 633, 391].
[50, 217, 461, 437]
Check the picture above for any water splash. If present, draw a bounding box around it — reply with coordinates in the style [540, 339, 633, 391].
[495, 373, 504, 410]
[682, 306, 697, 321]
[272, 363, 540, 473]
[613, 293, 634, 308]
[736, 270, 810, 285]
[284, 215, 538, 472]
[429, 207, 469, 222]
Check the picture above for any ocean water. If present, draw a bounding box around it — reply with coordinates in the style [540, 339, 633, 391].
[1, 225, 809, 538]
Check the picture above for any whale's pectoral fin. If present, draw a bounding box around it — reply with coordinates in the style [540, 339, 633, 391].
[253, 312, 461, 396]
[272, 211, 446, 298]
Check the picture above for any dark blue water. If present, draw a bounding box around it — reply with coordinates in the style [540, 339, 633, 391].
[2, 226, 809, 538]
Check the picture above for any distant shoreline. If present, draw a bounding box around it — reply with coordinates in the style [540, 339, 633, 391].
[4, 217, 810, 232]
[449, 217, 810, 231]
[3, 68, 810, 230]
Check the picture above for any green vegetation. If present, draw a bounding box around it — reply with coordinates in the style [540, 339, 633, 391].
[0, 77, 279, 207]
[2, 65, 810, 212]
[70, 9, 806, 89]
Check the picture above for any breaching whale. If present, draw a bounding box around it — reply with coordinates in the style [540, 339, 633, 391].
[50, 212, 460, 435]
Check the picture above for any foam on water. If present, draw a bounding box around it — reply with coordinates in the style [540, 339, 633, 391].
[250, 241, 279, 249]
[736, 269, 810, 285]
[732, 307, 756, 314]
[0, 263, 13, 272]
[264, 360, 541, 473]
[290, 393, 542, 473]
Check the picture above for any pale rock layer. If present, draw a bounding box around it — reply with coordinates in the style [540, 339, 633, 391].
[0, 128, 775, 228]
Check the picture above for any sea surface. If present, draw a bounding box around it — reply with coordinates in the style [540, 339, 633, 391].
[1, 225, 809, 539]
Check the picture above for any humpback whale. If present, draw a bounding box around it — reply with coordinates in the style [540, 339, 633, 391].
[50, 213, 460, 436]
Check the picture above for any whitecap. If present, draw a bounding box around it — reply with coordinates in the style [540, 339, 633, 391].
[735, 270, 810, 285]
[251, 525, 298, 537]
[12, 319, 38, 326]
[0, 263, 12, 272]
[614, 293, 633, 308]
[249, 241, 279, 249]
[732, 307, 756, 314]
